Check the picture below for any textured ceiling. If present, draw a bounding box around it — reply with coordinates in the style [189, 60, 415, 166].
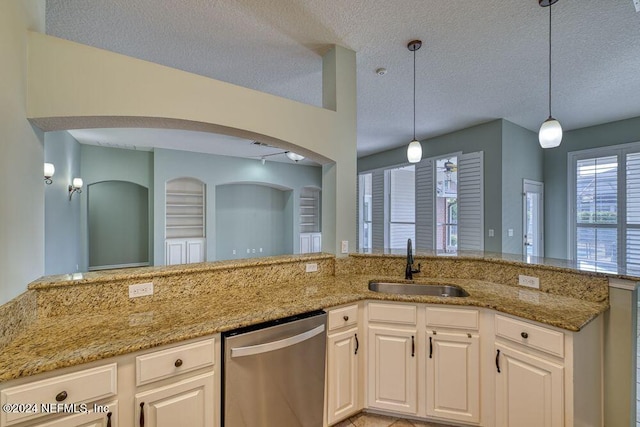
[46, 0, 640, 158]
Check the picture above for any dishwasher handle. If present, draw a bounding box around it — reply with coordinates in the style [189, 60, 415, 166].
[231, 324, 325, 358]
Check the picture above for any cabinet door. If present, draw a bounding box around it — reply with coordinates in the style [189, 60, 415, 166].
[299, 234, 311, 254]
[367, 326, 417, 415]
[495, 344, 564, 427]
[33, 401, 117, 427]
[186, 239, 205, 263]
[135, 373, 214, 427]
[311, 233, 322, 252]
[426, 331, 480, 424]
[327, 327, 359, 425]
[165, 240, 186, 265]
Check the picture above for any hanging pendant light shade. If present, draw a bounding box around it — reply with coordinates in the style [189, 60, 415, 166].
[538, 0, 562, 148]
[407, 40, 422, 163]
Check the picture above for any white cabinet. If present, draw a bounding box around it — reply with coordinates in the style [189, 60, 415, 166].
[135, 374, 214, 427]
[426, 331, 480, 424]
[0, 364, 118, 427]
[366, 302, 418, 416]
[424, 306, 480, 424]
[493, 313, 602, 427]
[299, 232, 321, 254]
[32, 402, 117, 427]
[326, 304, 361, 425]
[494, 343, 563, 427]
[165, 238, 205, 265]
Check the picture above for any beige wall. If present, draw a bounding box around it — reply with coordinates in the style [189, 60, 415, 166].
[0, 1, 46, 304]
[27, 33, 357, 261]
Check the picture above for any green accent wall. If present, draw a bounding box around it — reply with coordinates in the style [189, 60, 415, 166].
[544, 116, 640, 259]
[358, 120, 504, 253]
[501, 121, 544, 254]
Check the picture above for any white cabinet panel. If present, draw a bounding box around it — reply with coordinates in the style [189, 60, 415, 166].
[495, 344, 564, 427]
[426, 331, 480, 424]
[367, 326, 417, 415]
[135, 373, 214, 427]
[326, 327, 359, 425]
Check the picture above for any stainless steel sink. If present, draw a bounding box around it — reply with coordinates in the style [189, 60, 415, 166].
[368, 281, 469, 297]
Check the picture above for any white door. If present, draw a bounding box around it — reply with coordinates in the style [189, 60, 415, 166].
[523, 180, 544, 258]
[367, 326, 418, 415]
[326, 327, 359, 425]
[34, 401, 117, 427]
[135, 374, 214, 427]
[426, 331, 480, 424]
[495, 344, 564, 427]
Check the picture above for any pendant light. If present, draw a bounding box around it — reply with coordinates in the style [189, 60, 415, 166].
[407, 40, 422, 163]
[538, 0, 562, 149]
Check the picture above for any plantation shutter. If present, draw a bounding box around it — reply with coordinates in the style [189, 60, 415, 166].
[415, 158, 434, 250]
[458, 151, 484, 251]
[372, 170, 385, 250]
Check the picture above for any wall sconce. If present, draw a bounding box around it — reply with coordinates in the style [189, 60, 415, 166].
[44, 163, 55, 184]
[68, 178, 83, 200]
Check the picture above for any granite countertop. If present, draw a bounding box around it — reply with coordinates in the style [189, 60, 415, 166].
[0, 274, 608, 383]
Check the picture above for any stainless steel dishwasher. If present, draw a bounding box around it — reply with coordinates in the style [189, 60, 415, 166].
[222, 310, 327, 427]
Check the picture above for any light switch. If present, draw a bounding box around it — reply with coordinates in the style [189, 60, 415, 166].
[508, 229, 514, 237]
[488, 229, 495, 237]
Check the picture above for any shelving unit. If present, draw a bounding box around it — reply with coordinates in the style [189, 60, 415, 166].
[165, 181, 205, 239]
[165, 178, 206, 265]
[299, 189, 320, 234]
[299, 187, 321, 253]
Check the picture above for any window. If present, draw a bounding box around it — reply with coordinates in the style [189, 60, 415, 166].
[358, 173, 372, 251]
[570, 142, 640, 274]
[387, 165, 415, 249]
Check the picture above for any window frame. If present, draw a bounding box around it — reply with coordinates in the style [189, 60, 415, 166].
[568, 141, 640, 271]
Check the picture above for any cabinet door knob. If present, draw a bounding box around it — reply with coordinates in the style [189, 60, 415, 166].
[55, 391, 67, 402]
[496, 349, 501, 373]
[354, 333, 359, 355]
[175, 359, 183, 367]
[140, 402, 145, 427]
[343, 315, 349, 321]
[521, 332, 529, 339]
[106, 412, 112, 427]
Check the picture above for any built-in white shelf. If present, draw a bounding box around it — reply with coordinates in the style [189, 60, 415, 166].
[166, 178, 205, 239]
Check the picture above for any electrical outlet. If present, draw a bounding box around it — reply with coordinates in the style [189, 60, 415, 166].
[508, 229, 514, 237]
[518, 275, 540, 289]
[306, 263, 318, 272]
[634, 0, 640, 12]
[232, 249, 236, 255]
[488, 229, 494, 237]
[129, 282, 154, 298]
[341, 240, 349, 254]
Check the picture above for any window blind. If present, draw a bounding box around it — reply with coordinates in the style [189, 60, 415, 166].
[416, 158, 434, 250]
[458, 152, 484, 251]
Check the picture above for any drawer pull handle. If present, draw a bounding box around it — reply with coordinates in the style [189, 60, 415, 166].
[429, 336, 433, 359]
[175, 358, 183, 367]
[411, 335, 415, 358]
[106, 412, 112, 427]
[496, 349, 501, 373]
[521, 332, 529, 339]
[55, 391, 67, 402]
[140, 402, 145, 427]
[354, 333, 359, 355]
[343, 315, 349, 321]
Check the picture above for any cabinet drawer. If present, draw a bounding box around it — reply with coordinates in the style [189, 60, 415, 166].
[0, 363, 117, 426]
[328, 304, 358, 331]
[425, 306, 479, 330]
[136, 338, 215, 386]
[495, 315, 564, 358]
[368, 302, 417, 325]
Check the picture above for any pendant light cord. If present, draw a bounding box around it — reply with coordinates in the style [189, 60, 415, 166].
[413, 47, 416, 141]
[548, 3, 552, 118]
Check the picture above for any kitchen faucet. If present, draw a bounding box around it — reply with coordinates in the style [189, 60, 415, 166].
[405, 238, 421, 280]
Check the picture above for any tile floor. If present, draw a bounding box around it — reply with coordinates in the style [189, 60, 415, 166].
[332, 412, 456, 427]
